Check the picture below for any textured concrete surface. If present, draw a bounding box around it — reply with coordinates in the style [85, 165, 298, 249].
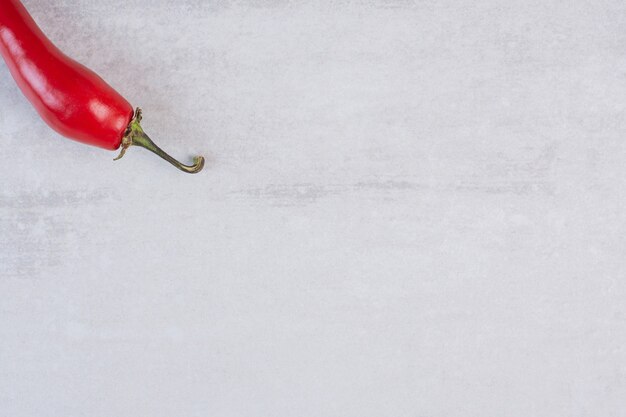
[2, 1, 626, 416]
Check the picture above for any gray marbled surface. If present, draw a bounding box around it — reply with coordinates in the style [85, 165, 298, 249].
[2, 1, 626, 415]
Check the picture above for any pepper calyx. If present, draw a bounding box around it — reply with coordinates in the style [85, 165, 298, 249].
[113, 107, 205, 174]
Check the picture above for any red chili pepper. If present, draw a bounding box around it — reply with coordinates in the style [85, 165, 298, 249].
[0, 0, 204, 173]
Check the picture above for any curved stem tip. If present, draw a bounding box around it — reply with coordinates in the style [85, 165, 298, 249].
[114, 108, 205, 174]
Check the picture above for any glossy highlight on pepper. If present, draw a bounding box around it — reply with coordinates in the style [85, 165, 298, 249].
[0, 0, 204, 173]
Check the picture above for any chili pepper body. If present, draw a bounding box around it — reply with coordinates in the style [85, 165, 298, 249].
[0, 0, 204, 173]
[0, 0, 133, 150]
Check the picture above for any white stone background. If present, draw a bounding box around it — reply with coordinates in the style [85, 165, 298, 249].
[1, 0, 626, 415]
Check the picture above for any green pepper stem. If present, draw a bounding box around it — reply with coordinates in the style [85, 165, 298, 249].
[113, 108, 205, 174]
